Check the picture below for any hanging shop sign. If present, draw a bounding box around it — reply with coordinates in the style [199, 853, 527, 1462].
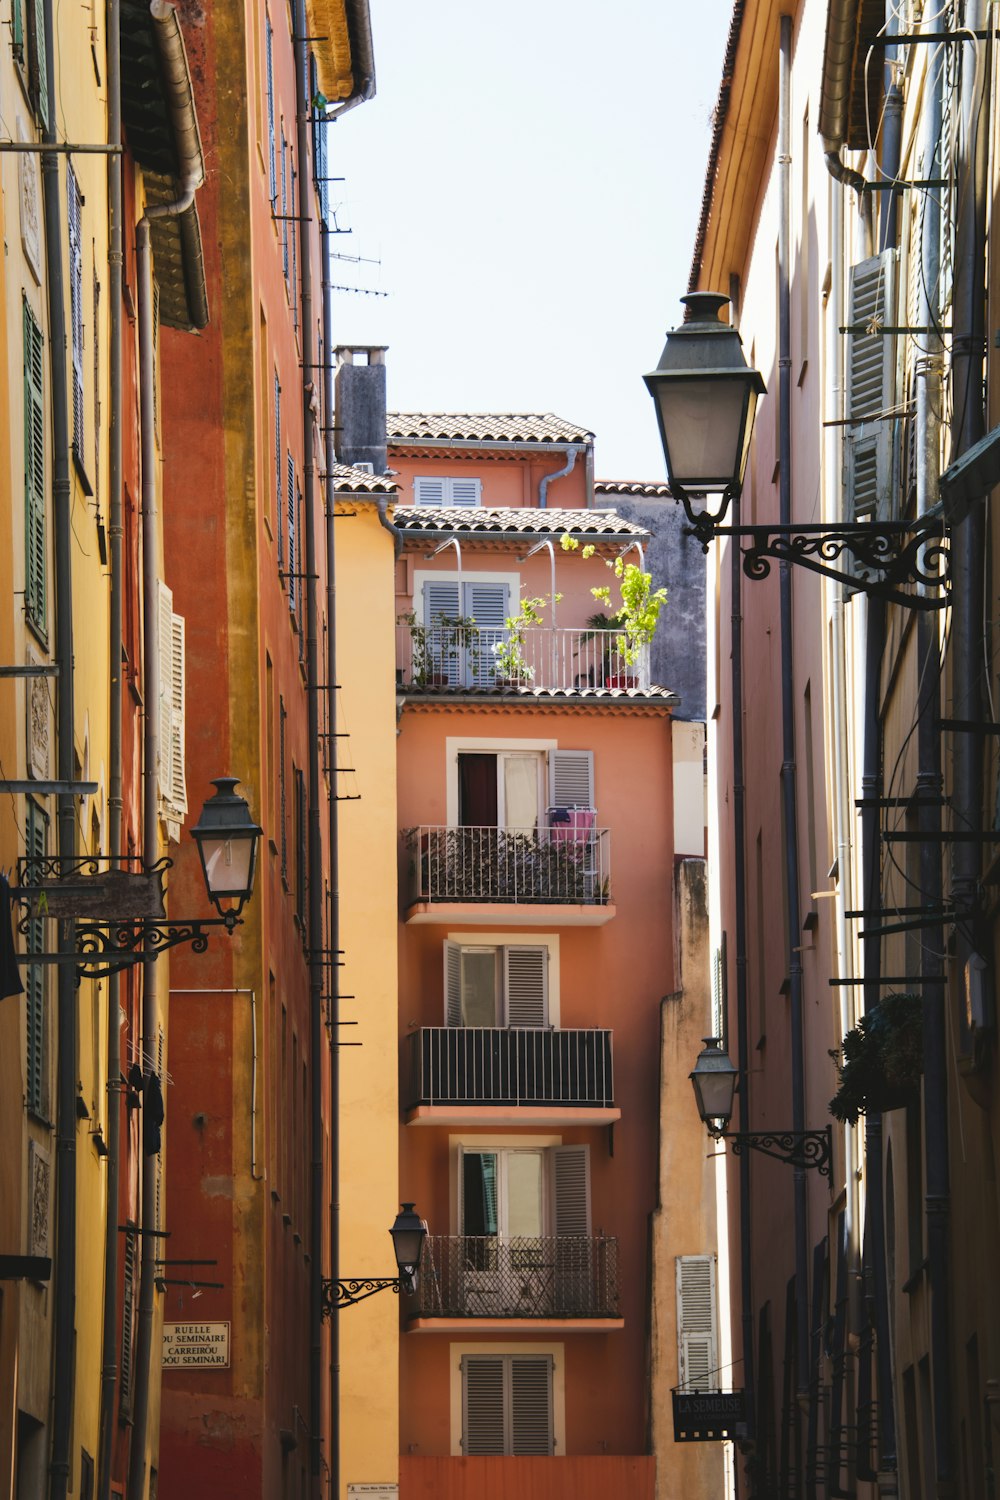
[672, 1389, 748, 1442]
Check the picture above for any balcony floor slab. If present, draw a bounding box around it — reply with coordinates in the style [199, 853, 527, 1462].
[406, 1104, 621, 1127]
[406, 1317, 625, 1334]
[404, 901, 617, 927]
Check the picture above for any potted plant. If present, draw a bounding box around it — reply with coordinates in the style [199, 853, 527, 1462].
[398, 610, 481, 688]
[828, 991, 923, 1125]
[490, 593, 553, 688]
[560, 535, 667, 681]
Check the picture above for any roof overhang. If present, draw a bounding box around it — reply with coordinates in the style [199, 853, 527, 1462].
[818, 0, 886, 151]
[309, 0, 375, 106]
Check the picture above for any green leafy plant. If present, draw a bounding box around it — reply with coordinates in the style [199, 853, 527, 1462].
[398, 610, 481, 687]
[560, 535, 667, 666]
[828, 992, 923, 1126]
[491, 592, 559, 685]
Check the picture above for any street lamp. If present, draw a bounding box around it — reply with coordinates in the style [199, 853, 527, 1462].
[322, 1203, 427, 1313]
[690, 1038, 833, 1178]
[643, 291, 765, 541]
[643, 291, 950, 609]
[190, 777, 263, 929]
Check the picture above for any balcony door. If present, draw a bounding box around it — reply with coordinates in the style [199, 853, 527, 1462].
[458, 751, 542, 832]
[444, 942, 548, 1028]
[459, 1143, 590, 1315]
[424, 580, 509, 687]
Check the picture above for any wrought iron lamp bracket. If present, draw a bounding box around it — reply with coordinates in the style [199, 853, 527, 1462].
[722, 1126, 833, 1179]
[685, 511, 950, 611]
[321, 1276, 405, 1315]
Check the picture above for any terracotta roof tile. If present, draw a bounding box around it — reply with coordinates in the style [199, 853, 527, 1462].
[393, 506, 648, 539]
[328, 463, 398, 495]
[387, 413, 594, 445]
[596, 479, 673, 498]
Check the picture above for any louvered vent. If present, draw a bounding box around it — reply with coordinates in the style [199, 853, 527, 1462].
[548, 750, 594, 809]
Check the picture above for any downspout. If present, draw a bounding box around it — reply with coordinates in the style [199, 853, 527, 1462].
[376, 498, 402, 558]
[537, 445, 580, 507]
[322, 213, 342, 1500]
[43, 0, 78, 1481]
[127, 53, 204, 1478]
[827, 139, 859, 1336]
[777, 14, 810, 1400]
[97, 0, 124, 1483]
[914, 16, 952, 1495]
[293, 3, 325, 1483]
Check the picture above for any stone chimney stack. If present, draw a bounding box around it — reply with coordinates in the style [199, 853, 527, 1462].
[334, 346, 388, 474]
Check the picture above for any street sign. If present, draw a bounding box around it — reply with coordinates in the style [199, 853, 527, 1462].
[162, 1322, 230, 1368]
[672, 1390, 748, 1442]
[28, 868, 166, 920]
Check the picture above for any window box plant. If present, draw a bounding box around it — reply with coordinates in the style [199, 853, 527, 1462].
[828, 991, 923, 1125]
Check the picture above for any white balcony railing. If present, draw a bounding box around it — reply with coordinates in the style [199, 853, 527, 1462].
[396, 622, 649, 692]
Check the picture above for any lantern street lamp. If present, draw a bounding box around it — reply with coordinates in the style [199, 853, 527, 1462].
[643, 291, 765, 543]
[643, 293, 950, 608]
[190, 777, 263, 929]
[322, 1203, 428, 1313]
[690, 1038, 833, 1178]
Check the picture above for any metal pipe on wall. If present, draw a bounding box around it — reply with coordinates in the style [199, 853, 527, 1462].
[292, 4, 326, 1483]
[42, 0, 78, 1481]
[777, 13, 810, 1397]
[97, 0, 125, 1484]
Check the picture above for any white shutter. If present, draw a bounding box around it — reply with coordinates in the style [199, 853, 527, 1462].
[510, 1356, 554, 1455]
[415, 476, 446, 505]
[845, 251, 897, 519]
[462, 1354, 506, 1454]
[157, 581, 175, 805]
[169, 613, 187, 818]
[424, 581, 462, 685]
[450, 477, 481, 507]
[676, 1254, 718, 1392]
[424, 581, 460, 623]
[548, 749, 594, 809]
[503, 946, 547, 1027]
[551, 1144, 590, 1235]
[464, 581, 508, 686]
[444, 941, 462, 1027]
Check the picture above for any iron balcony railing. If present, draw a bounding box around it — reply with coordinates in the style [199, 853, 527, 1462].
[407, 1027, 615, 1110]
[412, 1234, 620, 1319]
[396, 621, 650, 693]
[403, 824, 611, 907]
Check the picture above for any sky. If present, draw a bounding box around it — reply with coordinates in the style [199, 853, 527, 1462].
[327, 0, 734, 482]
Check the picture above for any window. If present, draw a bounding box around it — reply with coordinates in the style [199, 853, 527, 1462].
[280, 129, 288, 279]
[15, 0, 49, 125]
[415, 476, 481, 506]
[445, 942, 547, 1027]
[156, 582, 187, 837]
[311, 54, 329, 226]
[279, 695, 287, 881]
[23, 298, 45, 635]
[294, 767, 306, 923]
[25, 799, 47, 1116]
[423, 579, 509, 688]
[274, 372, 282, 557]
[845, 252, 897, 519]
[462, 1354, 554, 1455]
[459, 1143, 590, 1242]
[455, 748, 593, 829]
[286, 451, 296, 607]
[676, 1254, 718, 1391]
[67, 165, 84, 456]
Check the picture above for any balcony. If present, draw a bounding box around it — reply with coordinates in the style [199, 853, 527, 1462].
[402, 824, 615, 926]
[408, 1234, 621, 1330]
[405, 1027, 618, 1126]
[396, 620, 650, 694]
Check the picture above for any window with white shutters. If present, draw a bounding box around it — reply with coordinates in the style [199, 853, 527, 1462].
[676, 1254, 718, 1392]
[274, 373, 282, 558]
[415, 476, 482, 506]
[157, 582, 187, 834]
[443, 941, 548, 1027]
[286, 450, 296, 608]
[265, 16, 276, 204]
[25, 799, 47, 1117]
[423, 579, 509, 687]
[548, 749, 594, 810]
[462, 1354, 554, 1455]
[280, 129, 288, 279]
[845, 251, 897, 519]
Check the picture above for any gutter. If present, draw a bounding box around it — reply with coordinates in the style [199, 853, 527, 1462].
[396, 526, 648, 545]
[147, 0, 205, 212]
[388, 437, 592, 456]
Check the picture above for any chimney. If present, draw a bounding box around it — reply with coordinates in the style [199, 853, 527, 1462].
[334, 346, 388, 474]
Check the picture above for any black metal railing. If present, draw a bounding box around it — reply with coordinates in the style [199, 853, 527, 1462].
[411, 1234, 620, 1319]
[403, 824, 611, 906]
[407, 1027, 614, 1110]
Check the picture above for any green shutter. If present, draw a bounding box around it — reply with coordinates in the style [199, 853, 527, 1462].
[12, 0, 24, 61]
[32, 0, 47, 126]
[23, 300, 45, 631]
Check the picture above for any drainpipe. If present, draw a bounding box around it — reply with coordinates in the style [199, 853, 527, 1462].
[777, 15, 810, 1400]
[913, 16, 953, 1495]
[292, 2, 326, 1483]
[376, 498, 402, 558]
[43, 0, 77, 1482]
[127, 78, 204, 1480]
[538, 445, 580, 507]
[97, 0, 124, 1485]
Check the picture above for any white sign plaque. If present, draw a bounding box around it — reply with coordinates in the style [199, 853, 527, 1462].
[347, 1488, 398, 1500]
[162, 1321, 230, 1368]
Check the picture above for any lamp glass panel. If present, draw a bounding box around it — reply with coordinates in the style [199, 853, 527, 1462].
[200, 834, 254, 898]
[391, 1226, 425, 1269]
[658, 378, 748, 489]
[693, 1067, 737, 1123]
